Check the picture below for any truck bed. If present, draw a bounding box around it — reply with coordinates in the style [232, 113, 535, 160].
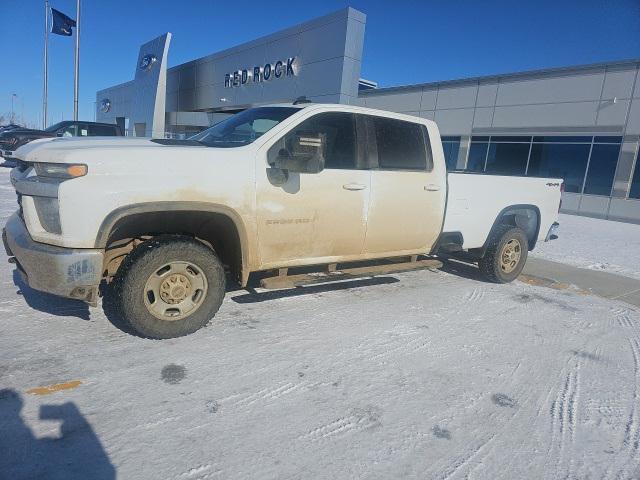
[443, 172, 562, 250]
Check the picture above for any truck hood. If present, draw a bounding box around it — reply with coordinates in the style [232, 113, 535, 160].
[15, 136, 169, 164]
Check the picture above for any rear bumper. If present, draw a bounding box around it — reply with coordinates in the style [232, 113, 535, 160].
[545, 222, 560, 242]
[3, 212, 103, 304]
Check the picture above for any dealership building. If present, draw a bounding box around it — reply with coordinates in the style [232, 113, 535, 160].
[96, 7, 640, 223]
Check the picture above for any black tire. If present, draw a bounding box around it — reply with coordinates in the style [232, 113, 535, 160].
[478, 225, 528, 283]
[110, 235, 225, 339]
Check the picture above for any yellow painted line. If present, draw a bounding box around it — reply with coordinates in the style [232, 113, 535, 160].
[27, 380, 83, 396]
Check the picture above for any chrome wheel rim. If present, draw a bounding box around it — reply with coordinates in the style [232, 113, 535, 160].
[143, 261, 208, 321]
[500, 239, 522, 274]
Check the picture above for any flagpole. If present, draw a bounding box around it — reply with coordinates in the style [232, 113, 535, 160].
[42, 0, 49, 129]
[73, 0, 80, 120]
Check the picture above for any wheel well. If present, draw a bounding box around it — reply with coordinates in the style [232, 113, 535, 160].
[103, 210, 243, 283]
[491, 205, 540, 251]
[469, 204, 540, 258]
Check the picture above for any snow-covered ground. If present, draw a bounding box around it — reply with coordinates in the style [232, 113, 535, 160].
[532, 213, 640, 280]
[1, 167, 640, 479]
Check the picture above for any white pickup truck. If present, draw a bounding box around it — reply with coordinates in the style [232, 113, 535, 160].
[4, 103, 561, 338]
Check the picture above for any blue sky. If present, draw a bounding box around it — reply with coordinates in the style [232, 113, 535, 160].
[1, 0, 639, 127]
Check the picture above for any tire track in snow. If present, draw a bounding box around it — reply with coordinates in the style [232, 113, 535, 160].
[613, 307, 637, 329]
[607, 338, 640, 479]
[547, 362, 581, 479]
[465, 287, 486, 302]
[221, 380, 312, 409]
[298, 407, 381, 443]
[435, 434, 497, 480]
[175, 463, 222, 479]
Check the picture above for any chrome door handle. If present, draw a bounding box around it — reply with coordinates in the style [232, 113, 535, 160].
[424, 184, 441, 191]
[343, 183, 367, 191]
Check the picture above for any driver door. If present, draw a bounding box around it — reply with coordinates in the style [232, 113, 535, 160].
[255, 111, 370, 268]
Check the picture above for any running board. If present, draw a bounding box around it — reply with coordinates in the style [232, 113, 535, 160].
[259, 258, 443, 290]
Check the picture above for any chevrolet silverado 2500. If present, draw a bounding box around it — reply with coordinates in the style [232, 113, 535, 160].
[3, 103, 561, 338]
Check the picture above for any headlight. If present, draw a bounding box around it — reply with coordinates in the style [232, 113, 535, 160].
[34, 162, 88, 179]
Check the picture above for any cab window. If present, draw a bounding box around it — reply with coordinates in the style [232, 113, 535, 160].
[269, 112, 359, 169]
[372, 116, 431, 171]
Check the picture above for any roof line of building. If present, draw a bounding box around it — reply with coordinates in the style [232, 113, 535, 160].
[360, 58, 640, 96]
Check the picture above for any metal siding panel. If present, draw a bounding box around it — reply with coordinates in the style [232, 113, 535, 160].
[597, 99, 630, 126]
[476, 82, 498, 107]
[166, 92, 178, 111]
[166, 71, 179, 93]
[608, 198, 640, 223]
[344, 16, 365, 61]
[179, 65, 196, 92]
[602, 67, 636, 99]
[362, 90, 422, 112]
[265, 34, 301, 65]
[420, 89, 437, 111]
[578, 195, 610, 218]
[295, 56, 345, 98]
[436, 85, 477, 109]
[434, 108, 474, 135]
[626, 99, 640, 135]
[492, 102, 598, 128]
[560, 192, 581, 213]
[472, 107, 493, 128]
[234, 81, 268, 106]
[419, 111, 435, 120]
[177, 88, 196, 112]
[195, 61, 216, 87]
[299, 19, 349, 65]
[496, 71, 604, 105]
[213, 44, 268, 83]
[340, 56, 362, 99]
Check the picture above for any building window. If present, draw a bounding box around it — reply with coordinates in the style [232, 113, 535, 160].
[583, 143, 621, 196]
[528, 142, 591, 193]
[463, 135, 622, 197]
[630, 150, 640, 199]
[467, 138, 488, 172]
[485, 140, 530, 175]
[441, 136, 461, 170]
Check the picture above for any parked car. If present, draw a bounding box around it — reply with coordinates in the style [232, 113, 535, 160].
[0, 121, 122, 162]
[4, 103, 561, 338]
[0, 124, 21, 134]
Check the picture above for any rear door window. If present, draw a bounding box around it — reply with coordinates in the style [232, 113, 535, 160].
[371, 116, 431, 170]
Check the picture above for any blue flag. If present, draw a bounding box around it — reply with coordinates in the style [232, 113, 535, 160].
[51, 8, 76, 36]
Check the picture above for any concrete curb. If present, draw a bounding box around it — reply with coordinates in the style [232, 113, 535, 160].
[522, 257, 640, 308]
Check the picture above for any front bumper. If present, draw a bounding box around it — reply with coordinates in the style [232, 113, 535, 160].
[3, 212, 104, 304]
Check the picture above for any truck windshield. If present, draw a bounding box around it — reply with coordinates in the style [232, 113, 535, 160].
[190, 107, 299, 148]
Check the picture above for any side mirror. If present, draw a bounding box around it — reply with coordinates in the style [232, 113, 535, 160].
[273, 133, 325, 174]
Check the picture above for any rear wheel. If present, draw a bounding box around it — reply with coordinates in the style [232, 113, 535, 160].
[111, 235, 225, 339]
[478, 225, 528, 283]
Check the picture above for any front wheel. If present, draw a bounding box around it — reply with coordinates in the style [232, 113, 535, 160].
[111, 235, 226, 339]
[478, 225, 528, 283]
